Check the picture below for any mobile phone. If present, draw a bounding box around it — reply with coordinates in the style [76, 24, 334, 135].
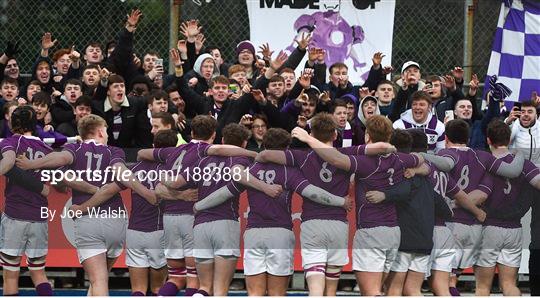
[155, 58, 163, 67]
[513, 102, 522, 110]
[445, 110, 454, 121]
[229, 84, 239, 94]
[425, 83, 433, 89]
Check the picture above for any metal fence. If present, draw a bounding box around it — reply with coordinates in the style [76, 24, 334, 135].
[0, 0, 500, 82]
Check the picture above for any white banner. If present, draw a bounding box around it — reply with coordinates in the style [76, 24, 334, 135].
[247, 0, 396, 85]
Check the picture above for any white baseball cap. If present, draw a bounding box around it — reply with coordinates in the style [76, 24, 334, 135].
[401, 61, 420, 73]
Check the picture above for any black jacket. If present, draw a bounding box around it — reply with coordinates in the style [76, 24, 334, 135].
[384, 177, 452, 254]
[176, 75, 258, 143]
[50, 98, 74, 127]
[56, 120, 78, 137]
[92, 96, 149, 148]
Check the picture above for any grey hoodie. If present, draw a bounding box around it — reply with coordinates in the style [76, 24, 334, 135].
[193, 53, 220, 79]
[357, 96, 381, 127]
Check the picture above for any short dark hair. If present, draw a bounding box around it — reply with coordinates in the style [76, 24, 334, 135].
[82, 64, 100, 73]
[28, 80, 41, 87]
[107, 74, 125, 88]
[426, 75, 442, 83]
[191, 115, 217, 140]
[411, 91, 432, 105]
[210, 75, 230, 88]
[268, 75, 285, 84]
[252, 114, 268, 126]
[11, 105, 37, 134]
[222, 123, 250, 147]
[3, 101, 18, 116]
[521, 100, 539, 110]
[487, 119, 511, 147]
[131, 75, 152, 90]
[153, 129, 178, 148]
[310, 113, 337, 143]
[152, 112, 175, 129]
[165, 84, 178, 94]
[329, 62, 348, 74]
[390, 129, 413, 153]
[144, 50, 161, 58]
[75, 95, 93, 108]
[408, 129, 428, 153]
[32, 92, 52, 108]
[147, 90, 168, 105]
[65, 78, 83, 89]
[330, 98, 348, 114]
[84, 42, 103, 53]
[445, 119, 470, 144]
[377, 79, 394, 88]
[263, 128, 291, 150]
[1, 77, 19, 88]
[205, 46, 219, 54]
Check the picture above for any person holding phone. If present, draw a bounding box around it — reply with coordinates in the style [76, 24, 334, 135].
[507, 92, 540, 164]
[422, 73, 466, 122]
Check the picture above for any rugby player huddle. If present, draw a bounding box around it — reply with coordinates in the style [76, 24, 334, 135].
[0, 104, 539, 296]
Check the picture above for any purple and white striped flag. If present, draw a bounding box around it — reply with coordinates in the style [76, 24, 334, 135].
[486, 0, 540, 102]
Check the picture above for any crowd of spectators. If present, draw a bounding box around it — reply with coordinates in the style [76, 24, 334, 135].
[1, 9, 539, 165]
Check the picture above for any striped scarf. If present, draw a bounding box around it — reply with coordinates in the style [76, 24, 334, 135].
[334, 121, 353, 148]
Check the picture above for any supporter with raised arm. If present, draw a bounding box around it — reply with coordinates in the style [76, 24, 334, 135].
[506, 93, 540, 165]
[171, 48, 271, 143]
[423, 70, 465, 122]
[97, 9, 143, 89]
[389, 61, 425, 122]
[185, 53, 219, 96]
[449, 82, 501, 150]
[322, 52, 389, 101]
[51, 48, 72, 81]
[0, 41, 27, 88]
[28, 32, 57, 95]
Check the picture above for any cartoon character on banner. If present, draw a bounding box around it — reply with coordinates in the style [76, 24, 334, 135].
[286, 10, 368, 80]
